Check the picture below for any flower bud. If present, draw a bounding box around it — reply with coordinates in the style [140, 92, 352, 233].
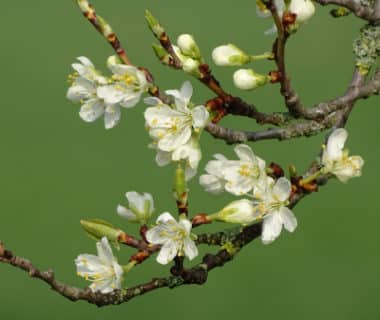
[177, 34, 201, 60]
[233, 69, 269, 90]
[182, 58, 201, 76]
[209, 199, 260, 225]
[212, 44, 250, 66]
[145, 10, 165, 37]
[117, 191, 154, 224]
[152, 44, 171, 65]
[80, 219, 123, 243]
[289, 0, 315, 24]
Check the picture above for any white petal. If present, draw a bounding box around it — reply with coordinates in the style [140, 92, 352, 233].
[120, 92, 141, 108]
[179, 218, 192, 235]
[146, 226, 168, 245]
[280, 207, 298, 232]
[264, 24, 278, 36]
[156, 212, 176, 224]
[144, 105, 179, 127]
[104, 105, 121, 129]
[143, 193, 155, 214]
[180, 81, 193, 104]
[79, 100, 104, 122]
[326, 128, 347, 161]
[126, 191, 145, 213]
[274, 0, 286, 14]
[191, 106, 209, 129]
[117, 205, 137, 221]
[109, 64, 138, 76]
[96, 237, 114, 265]
[155, 149, 172, 167]
[67, 77, 95, 102]
[185, 167, 197, 181]
[144, 97, 162, 106]
[97, 85, 124, 105]
[183, 238, 198, 261]
[199, 174, 225, 194]
[261, 213, 283, 244]
[156, 241, 178, 265]
[273, 177, 291, 202]
[234, 144, 256, 162]
[158, 126, 192, 152]
[77, 56, 94, 67]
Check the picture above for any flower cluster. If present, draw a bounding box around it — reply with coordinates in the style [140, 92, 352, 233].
[76, 191, 198, 292]
[67, 56, 149, 129]
[144, 81, 209, 180]
[202, 144, 297, 244]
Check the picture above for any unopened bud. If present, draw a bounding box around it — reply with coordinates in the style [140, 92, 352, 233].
[233, 69, 269, 90]
[145, 10, 165, 37]
[80, 219, 123, 243]
[182, 58, 201, 76]
[210, 199, 259, 225]
[152, 44, 171, 65]
[177, 34, 201, 60]
[289, 0, 315, 24]
[212, 44, 250, 66]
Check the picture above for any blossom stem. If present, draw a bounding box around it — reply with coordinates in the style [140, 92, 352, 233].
[174, 164, 189, 216]
[122, 261, 137, 273]
[250, 52, 275, 61]
[299, 170, 323, 186]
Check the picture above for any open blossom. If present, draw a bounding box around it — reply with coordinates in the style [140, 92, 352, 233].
[253, 177, 297, 244]
[200, 144, 266, 196]
[256, 0, 285, 35]
[321, 128, 364, 183]
[97, 58, 149, 108]
[146, 213, 198, 265]
[117, 191, 154, 224]
[144, 81, 209, 178]
[67, 57, 122, 129]
[75, 237, 123, 293]
[67, 56, 149, 129]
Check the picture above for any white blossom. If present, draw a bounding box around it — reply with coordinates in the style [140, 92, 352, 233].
[212, 44, 250, 66]
[256, 0, 286, 35]
[75, 237, 123, 293]
[117, 191, 154, 224]
[253, 177, 297, 244]
[66, 57, 122, 129]
[289, 0, 315, 24]
[97, 58, 149, 108]
[144, 81, 209, 178]
[233, 69, 269, 90]
[321, 128, 364, 183]
[146, 213, 198, 265]
[200, 144, 266, 196]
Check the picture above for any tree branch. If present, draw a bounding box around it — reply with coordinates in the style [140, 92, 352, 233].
[315, 0, 378, 22]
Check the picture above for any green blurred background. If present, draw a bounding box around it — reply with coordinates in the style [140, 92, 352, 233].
[0, 1, 378, 319]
